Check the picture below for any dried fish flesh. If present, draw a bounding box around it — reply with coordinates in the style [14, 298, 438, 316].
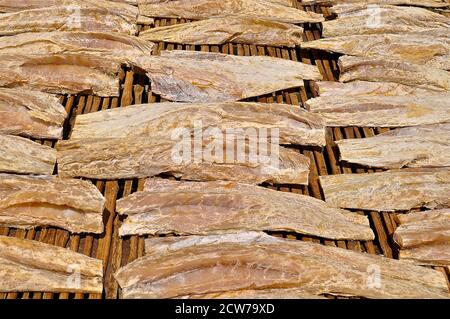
[70, 102, 326, 146]
[136, 50, 323, 102]
[336, 124, 450, 169]
[181, 288, 326, 299]
[139, 0, 295, 6]
[0, 54, 121, 96]
[338, 56, 450, 92]
[57, 136, 310, 184]
[139, 17, 303, 47]
[302, 0, 450, 7]
[319, 168, 450, 212]
[302, 34, 450, 70]
[0, 174, 105, 233]
[116, 179, 373, 239]
[0, 135, 56, 175]
[138, 0, 324, 23]
[0, 88, 66, 139]
[115, 232, 449, 298]
[0, 235, 103, 293]
[306, 92, 450, 127]
[399, 244, 450, 267]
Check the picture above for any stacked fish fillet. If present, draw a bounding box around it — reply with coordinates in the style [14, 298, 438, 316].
[301, 1, 450, 268]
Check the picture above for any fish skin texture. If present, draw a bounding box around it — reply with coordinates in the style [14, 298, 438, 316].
[0, 174, 105, 233]
[306, 92, 450, 127]
[0, 54, 121, 96]
[116, 179, 373, 239]
[0, 6, 138, 36]
[394, 210, 450, 266]
[322, 5, 450, 37]
[336, 124, 450, 169]
[338, 55, 450, 92]
[0, 134, 56, 175]
[136, 50, 323, 102]
[319, 168, 450, 212]
[0, 235, 103, 293]
[0, 88, 66, 139]
[57, 136, 310, 184]
[115, 233, 449, 299]
[302, 34, 450, 70]
[139, 16, 303, 47]
[138, 0, 324, 23]
[70, 102, 326, 146]
[302, 0, 450, 7]
[0, 31, 154, 63]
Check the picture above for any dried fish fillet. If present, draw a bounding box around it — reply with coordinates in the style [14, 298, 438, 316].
[399, 244, 450, 267]
[336, 124, 450, 169]
[338, 56, 450, 92]
[0, 135, 56, 175]
[70, 102, 326, 146]
[319, 168, 450, 212]
[0, 6, 138, 36]
[0, 32, 154, 62]
[0, 54, 121, 96]
[136, 50, 323, 102]
[117, 179, 373, 239]
[0, 235, 103, 293]
[138, 0, 324, 23]
[306, 92, 450, 127]
[181, 288, 326, 299]
[302, 0, 450, 7]
[322, 5, 450, 37]
[139, 0, 295, 6]
[0, 174, 105, 233]
[303, 34, 450, 70]
[57, 137, 310, 184]
[0, 88, 66, 139]
[139, 17, 303, 47]
[115, 233, 449, 299]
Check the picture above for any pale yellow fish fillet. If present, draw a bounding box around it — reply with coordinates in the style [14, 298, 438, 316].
[138, 0, 324, 23]
[116, 179, 373, 239]
[0, 174, 105, 233]
[319, 168, 450, 212]
[70, 102, 326, 146]
[115, 233, 449, 299]
[139, 16, 303, 47]
[0, 235, 103, 293]
[0, 134, 56, 175]
[136, 50, 323, 102]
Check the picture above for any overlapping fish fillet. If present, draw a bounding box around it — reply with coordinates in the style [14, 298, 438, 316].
[116, 179, 373, 239]
[319, 168, 450, 212]
[70, 102, 326, 146]
[138, 0, 295, 6]
[136, 50, 323, 102]
[115, 233, 449, 298]
[301, 0, 450, 7]
[0, 174, 105, 233]
[0, 235, 103, 293]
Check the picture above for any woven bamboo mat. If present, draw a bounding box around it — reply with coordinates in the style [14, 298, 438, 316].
[0, 2, 449, 299]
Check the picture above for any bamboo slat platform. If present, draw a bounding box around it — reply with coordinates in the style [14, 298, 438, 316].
[0, 2, 449, 299]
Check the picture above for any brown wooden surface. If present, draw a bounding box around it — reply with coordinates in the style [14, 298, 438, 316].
[1, 2, 449, 299]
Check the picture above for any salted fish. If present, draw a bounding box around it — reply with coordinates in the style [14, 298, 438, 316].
[138, 0, 295, 6]
[136, 50, 323, 102]
[0, 88, 66, 139]
[0, 135, 56, 175]
[338, 55, 450, 92]
[0, 174, 105, 233]
[306, 92, 450, 127]
[179, 288, 326, 299]
[336, 124, 450, 169]
[139, 16, 303, 47]
[0, 32, 154, 62]
[0, 54, 121, 96]
[70, 102, 326, 146]
[302, 34, 450, 70]
[138, 0, 324, 23]
[0, 235, 103, 293]
[302, 0, 450, 8]
[57, 136, 310, 184]
[115, 232, 449, 299]
[0, 6, 139, 36]
[319, 168, 450, 212]
[116, 179, 373, 239]
[399, 244, 450, 267]
[322, 5, 450, 37]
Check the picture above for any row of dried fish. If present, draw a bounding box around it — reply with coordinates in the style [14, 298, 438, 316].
[114, 231, 449, 298]
[302, 0, 450, 8]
